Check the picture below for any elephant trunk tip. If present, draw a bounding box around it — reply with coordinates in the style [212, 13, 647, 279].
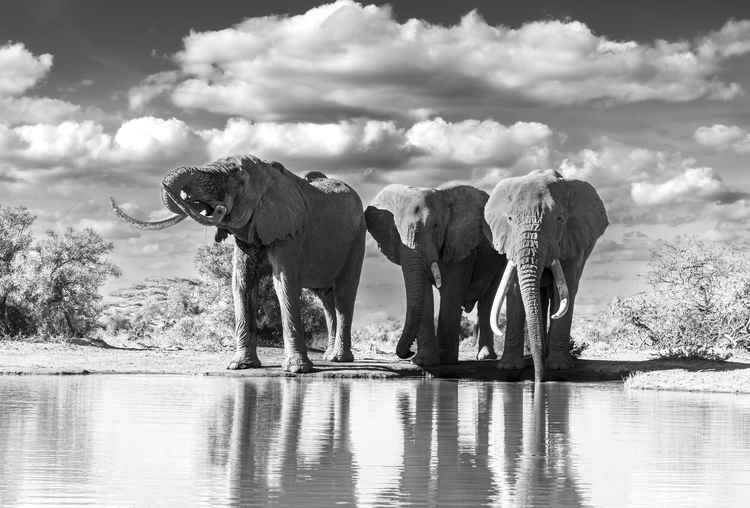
[396, 341, 415, 359]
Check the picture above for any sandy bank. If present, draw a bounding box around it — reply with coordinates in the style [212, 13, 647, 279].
[2, 341, 749, 387]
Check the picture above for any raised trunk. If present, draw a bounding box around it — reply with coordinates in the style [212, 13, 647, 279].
[161, 166, 197, 215]
[396, 250, 427, 359]
[518, 253, 546, 382]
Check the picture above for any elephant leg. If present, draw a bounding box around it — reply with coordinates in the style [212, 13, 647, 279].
[476, 289, 498, 360]
[437, 262, 471, 364]
[270, 251, 313, 373]
[328, 234, 364, 362]
[499, 278, 526, 369]
[314, 288, 338, 361]
[546, 258, 582, 370]
[227, 242, 261, 370]
[412, 284, 440, 366]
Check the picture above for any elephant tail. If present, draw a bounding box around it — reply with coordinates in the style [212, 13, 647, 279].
[304, 171, 328, 182]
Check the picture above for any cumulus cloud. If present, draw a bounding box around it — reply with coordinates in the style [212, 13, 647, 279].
[199, 116, 553, 173]
[0, 42, 52, 96]
[630, 167, 736, 206]
[558, 137, 747, 227]
[200, 118, 415, 170]
[131, 2, 750, 120]
[0, 42, 82, 125]
[694, 124, 750, 153]
[0, 117, 206, 172]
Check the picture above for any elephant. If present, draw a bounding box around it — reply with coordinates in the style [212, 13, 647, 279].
[365, 184, 506, 365]
[111, 155, 366, 373]
[484, 169, 608, 381]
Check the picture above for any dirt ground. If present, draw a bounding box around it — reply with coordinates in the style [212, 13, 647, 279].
[2, 339, 749, 390]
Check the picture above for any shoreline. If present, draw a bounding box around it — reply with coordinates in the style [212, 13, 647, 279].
[2, 341, 749, 391]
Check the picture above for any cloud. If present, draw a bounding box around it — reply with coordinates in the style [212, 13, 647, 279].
[128, 71, 180, 111]
[132, 2, 750, 120]
[630, 167, 736, 206]
[200, 118, 415, 170]
[0, 116, 206, 172]
[405, 118, 551, 168]
[199, 116, 553, 173]
[0, 42, 53, 96]
[558, 137, 747, 227]
[694, 124, 750, 153]
[0, 42, 84, 125]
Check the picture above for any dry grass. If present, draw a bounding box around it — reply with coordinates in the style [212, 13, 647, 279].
[625, 368, 750, 394]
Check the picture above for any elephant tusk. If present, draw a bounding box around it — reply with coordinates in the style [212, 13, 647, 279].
[110, 197, 187, 230]
[550, 259, 570, 320]
[490, 261, 516, 337]
[430, 262, 442, 289]
[162, 184, 228, 226]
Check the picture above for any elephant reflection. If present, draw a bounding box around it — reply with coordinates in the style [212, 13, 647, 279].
[209, 379, 585, 507]
[213, 379, 356, 507]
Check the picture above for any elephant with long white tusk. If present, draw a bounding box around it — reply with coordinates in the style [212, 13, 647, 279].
[112, 155, 366, 374]
[484, 169, 608, 382]
[365, 184, 507, 366]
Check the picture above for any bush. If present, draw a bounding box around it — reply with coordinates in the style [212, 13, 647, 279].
[109, 240, 327, 350]
[611, 240, 750, 360]
[0, 206, 120, 338]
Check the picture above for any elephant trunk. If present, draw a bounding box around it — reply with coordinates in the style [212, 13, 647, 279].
[161, 166, 196, 215]
[517, 239, 546, 382]
[396, 249, 426, 359]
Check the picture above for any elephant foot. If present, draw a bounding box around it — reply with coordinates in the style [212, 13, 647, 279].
[282, 353, 314, 373]
[496, 354, 526, 370]
[226, 349, 262, 370]
[547, 353, 576, 370]
[323, 347, 354, 362]
[412, 350, 440, 367]
[476, 346, 497, 361]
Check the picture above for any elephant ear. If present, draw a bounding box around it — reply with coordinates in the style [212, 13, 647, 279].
[250, 161, 307, 246]
[559, 179, 608, 259]
[364, 205, 401, 264]
[440, 185, 489, 263]
[483, 180, 513, 254]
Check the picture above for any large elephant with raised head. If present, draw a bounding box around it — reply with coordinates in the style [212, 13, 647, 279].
[484, 169, 608, 381]
[365, 184, 506, 365]
[112, 155, 366, 373]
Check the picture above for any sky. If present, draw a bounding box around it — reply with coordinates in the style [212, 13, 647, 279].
[2, 0, 750, 323]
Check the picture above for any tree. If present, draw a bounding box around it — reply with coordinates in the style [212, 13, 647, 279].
[25, 227, 121, 337]
[194, 241, 325, 345]
[613, 240, 750, 359]
[0, 206, 35, 334]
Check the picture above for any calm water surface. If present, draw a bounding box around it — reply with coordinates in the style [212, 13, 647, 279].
[1, 376, 749, 507]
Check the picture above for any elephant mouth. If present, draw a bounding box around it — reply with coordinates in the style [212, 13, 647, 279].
[163, 185, 229, 226]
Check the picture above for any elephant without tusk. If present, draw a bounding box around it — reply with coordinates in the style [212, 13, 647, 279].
[484, 169, 608, 382]
[112, 155, 366, 374]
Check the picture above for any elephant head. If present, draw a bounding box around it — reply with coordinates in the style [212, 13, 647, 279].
[111, 155, 306, 245]
[484, 170, 607, 381]
[365, 184, 488, 359]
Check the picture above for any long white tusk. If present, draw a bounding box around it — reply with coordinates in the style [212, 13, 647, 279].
[430, 261, 442, 289]
[490, 261, 516, 337]
[550, 258, 569, 320]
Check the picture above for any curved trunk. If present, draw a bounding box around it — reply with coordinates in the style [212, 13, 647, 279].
[517, 241, 546, 381]
[396, 250, 427, 359]
[161, 166, 197, 215]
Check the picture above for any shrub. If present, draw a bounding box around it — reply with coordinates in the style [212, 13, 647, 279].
[0, 206, 120, 339]
[611, 240, 750, 360]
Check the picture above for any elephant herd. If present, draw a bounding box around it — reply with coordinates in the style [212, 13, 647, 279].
[112, 155, 608, 381]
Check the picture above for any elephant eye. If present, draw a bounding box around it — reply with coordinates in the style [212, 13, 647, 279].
[507, 216, 513, 223]
[557, 215, 565, 223]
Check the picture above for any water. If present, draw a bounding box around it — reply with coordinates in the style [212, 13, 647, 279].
[0, 376, 749, 508]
